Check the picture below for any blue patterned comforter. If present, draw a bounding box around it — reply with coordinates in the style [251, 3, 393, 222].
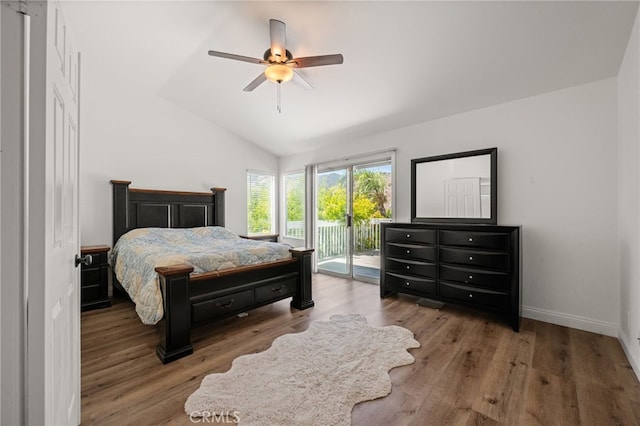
[110, 226, 292, 325]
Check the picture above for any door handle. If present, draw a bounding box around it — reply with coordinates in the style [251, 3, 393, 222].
[75, 254, 92, 267]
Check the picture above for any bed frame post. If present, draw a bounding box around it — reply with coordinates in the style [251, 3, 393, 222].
[111, 180, 132, 244]
[155, 264, 195, 364]
[290, 248, 315, 310]
[211, 187, 226, 227]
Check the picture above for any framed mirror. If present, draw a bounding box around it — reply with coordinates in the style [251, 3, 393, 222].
[411, 147, 497, 224]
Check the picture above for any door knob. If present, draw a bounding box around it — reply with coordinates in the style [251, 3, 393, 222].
[75, 254, 92, 267]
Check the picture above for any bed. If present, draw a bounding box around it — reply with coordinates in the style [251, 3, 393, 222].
[110, 180, 314, 364]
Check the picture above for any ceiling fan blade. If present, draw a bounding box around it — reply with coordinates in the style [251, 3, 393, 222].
[269, 19, 287, 61]
[288, 54, 344, 68]
[243, 73, 267, 92]
[293, 70, 314, 90]
[208, 50, 265, 65]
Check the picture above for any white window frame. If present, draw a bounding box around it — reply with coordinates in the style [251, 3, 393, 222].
[247, 170, 276, 235]
[282, 170, 305, 242]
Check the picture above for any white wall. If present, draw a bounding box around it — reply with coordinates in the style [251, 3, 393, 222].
[281, 78, 619, 336]
[79, 61, 279, 246]
[618, 7, 640, 376]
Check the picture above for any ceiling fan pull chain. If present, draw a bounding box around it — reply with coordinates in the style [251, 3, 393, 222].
[277, 83, 282, 114]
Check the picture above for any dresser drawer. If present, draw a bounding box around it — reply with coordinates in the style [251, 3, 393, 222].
[386, 273, 436, 295]
[387, 243, 436, 261]
[387, 258, 436, 278]
[81, 267, 102, 286]
[81, 284, 102, 304]
[439, 247, 509, 271]
[439, 281, 509, 309]
[85, 251, 108, 265]
[191, 290, 254, 323]
[439, 265, 510, 290]
[439, 230, 509, 251]
[255, 277, 297, 304]
[386, 228, 436, 244]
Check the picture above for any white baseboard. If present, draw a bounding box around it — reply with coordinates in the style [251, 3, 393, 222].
[618, 329, 640, 381]
[522, 305, 618, 337]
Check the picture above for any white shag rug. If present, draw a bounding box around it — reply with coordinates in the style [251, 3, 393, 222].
[185, 313, 420, 425]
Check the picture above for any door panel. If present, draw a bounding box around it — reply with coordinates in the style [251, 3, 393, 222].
[352, 162, 392, 282]
[444, 177, 481, 217]
[317, 168, 350, 276]
[45, 2, 80, 424]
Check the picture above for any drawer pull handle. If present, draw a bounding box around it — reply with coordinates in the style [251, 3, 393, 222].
[406, 250, 411, 254]
[406, 282, 411, 286]
[406, 265, 410, 270]
[468, 237, 474, 242]
[216, 298, 235, 310]
[406, 234, 411, 238]
[469, 294, 473, 298]
[469, 275, 473, 279]
[271, 285, 285, 293]
[469, 256, 474, 261]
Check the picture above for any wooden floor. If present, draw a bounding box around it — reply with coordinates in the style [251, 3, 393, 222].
[81, 274, 640, 425]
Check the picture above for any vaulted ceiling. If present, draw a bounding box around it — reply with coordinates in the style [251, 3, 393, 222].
[65, 1, 638, 156]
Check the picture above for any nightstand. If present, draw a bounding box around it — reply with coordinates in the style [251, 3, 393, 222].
[80, 245, 111, 311]
[239, 233, 279, 242]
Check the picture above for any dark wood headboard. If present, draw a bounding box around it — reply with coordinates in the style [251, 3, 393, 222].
[111, 180, 226, 245]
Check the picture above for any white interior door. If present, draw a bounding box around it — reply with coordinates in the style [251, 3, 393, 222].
[40, 1, 81, 423]
[444, 177, 481, 217]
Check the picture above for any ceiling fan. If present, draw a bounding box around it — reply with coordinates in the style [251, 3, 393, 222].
[208, 19, 344, 112]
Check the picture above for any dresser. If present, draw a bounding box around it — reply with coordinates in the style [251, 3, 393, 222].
[80, 245, 111, 311]
[380, 223, 521, 331]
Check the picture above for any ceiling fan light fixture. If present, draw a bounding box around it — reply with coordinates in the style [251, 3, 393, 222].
[264, 64, 293, 83]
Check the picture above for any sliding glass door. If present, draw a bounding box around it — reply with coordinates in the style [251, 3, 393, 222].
[316, 160, 393, 283]
[351, 162, 392, 282]
[317, 167, 351, 276]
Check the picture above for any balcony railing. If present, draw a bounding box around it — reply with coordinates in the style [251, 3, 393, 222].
[285, 219, 391, 260]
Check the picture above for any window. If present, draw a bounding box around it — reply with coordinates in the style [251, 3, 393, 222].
[284, 172, 305, 239]
[247, 171, 275, 234]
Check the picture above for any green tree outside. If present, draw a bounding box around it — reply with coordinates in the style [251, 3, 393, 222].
[354, 169, 389, 218]
[286, 175, 304, 222]
[317, 170, 390, 223]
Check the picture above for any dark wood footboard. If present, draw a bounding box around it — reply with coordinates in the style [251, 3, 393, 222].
[155, 264, 195, 363]
[290, 248, 315, 310]
[154, 248, 314, 364]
